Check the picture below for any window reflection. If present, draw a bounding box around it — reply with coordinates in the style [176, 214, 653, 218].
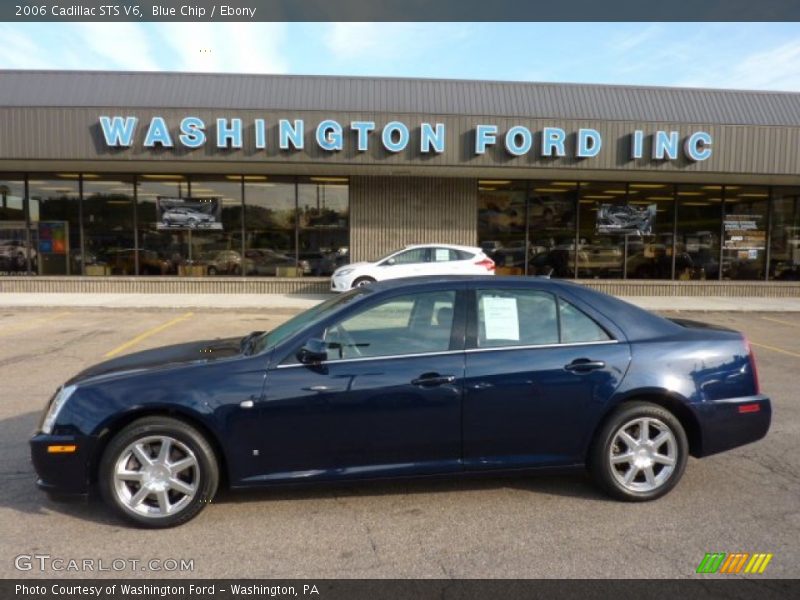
[577, 182, 627, 279]
[83, 175, 135, 276]
[187, 176, 243, 276]
[0, 177, 29, 275]
[477, 180, 527, 275]
[527, 182, 577, 277]
[770, 187, 800, 281]
[723, 186, 768, 280]
[244, 177, 298, 276]
[625, 184, 675, 279]
[137, 175, 188, 275]
[298, 177, 349, 276]
[676, 185, 722, 280]
[28, 175, 80, 275]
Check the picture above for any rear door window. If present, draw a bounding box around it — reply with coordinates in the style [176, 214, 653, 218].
[476, 289, 559, 348]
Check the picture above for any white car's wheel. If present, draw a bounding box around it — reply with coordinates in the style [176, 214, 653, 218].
[352, 276, 376, 288]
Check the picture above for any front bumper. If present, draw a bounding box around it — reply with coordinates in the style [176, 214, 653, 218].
[30, 433, 95, 496]
[330, 275, 352, 292]
[694, 394, 771, 457]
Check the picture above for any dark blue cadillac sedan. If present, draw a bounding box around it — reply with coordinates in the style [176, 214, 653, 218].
[31, 277, 771, 528]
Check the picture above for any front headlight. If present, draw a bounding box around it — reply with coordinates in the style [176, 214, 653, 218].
[41, 384, 77, 434]
[335, 268, 355, 277]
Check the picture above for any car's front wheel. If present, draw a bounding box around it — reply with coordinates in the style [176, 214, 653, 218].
[589, 402, 688, 501]
[99, 416, 219, 528]
[352, 276, 376, 288]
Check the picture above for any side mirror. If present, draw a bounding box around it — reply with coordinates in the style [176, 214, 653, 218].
[384, 257, 396, 266]
[296, 338, 328, 364]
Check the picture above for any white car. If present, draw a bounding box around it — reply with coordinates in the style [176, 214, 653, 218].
[330, 244, 495, 291]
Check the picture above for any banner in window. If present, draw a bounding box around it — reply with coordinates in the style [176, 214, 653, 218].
[156, 197, 222, 230]
[596, 203, 656, 235]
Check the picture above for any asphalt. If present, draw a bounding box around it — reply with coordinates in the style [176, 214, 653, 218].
[0, 308, 798, 579]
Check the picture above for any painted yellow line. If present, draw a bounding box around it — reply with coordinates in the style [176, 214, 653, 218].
[750, 341, 800, 359]
[761, 316, 800, 328]
[104, 312, 194, 359]
[0, 311, 71, 337]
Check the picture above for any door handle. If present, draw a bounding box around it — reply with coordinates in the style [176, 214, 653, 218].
[411, 373, 456, 387]
[564, 359, 606, 372]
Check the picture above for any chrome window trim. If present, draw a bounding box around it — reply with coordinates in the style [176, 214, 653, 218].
[275, 349, 464, 369]
[274, 339, 620, 369]
[465, 339, 619, 354]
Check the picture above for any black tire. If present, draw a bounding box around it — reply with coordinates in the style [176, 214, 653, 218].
[207, 266, 218, 276]
[99, 416, 219, 528]
[588, 401, 688, 502]
[352, 276, 376, 288]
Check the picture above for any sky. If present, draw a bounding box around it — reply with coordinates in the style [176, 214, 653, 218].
[1, 22, 800, 91]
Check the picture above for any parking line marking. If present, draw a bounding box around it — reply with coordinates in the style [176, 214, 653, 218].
[0, 311, 71, 337]
[104, 312, 194, 359]
[761, 316, 800, 328]
[749, 341, 800, 359]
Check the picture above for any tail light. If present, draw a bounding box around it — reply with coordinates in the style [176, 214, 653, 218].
[744, 336, 760, 395]
[476, 258, 495, 272]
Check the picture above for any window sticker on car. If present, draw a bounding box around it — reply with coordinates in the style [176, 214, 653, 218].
[435, 248, 450, 262]
[482, 296, 520, 340]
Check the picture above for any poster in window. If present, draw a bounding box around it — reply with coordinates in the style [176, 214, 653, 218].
[156, 197, 222, 230]
[596, 203, 656, 235]
[723, 214, 765, 251]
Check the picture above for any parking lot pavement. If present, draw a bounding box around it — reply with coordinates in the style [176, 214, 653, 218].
[0, 308, 798, 579]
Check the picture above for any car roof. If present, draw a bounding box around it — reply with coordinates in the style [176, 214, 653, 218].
[401, 243, 482, 252]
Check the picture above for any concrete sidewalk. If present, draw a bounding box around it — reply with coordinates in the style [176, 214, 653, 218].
[1, 292, 800, 311]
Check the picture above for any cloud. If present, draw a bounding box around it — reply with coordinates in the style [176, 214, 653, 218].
[724, 39, 800, 91]
[0, 23, 288, 75]
[154, 23, 289, 74]
[73, 23, 160, 71]
[324, 23, 472, 62]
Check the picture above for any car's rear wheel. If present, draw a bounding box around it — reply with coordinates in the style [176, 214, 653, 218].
[589, 402, 688, 501]
[352, 276, 376, 288]
[99, 416, 219, 528]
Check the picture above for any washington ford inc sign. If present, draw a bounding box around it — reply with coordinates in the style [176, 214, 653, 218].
[99, 116, 714, 162]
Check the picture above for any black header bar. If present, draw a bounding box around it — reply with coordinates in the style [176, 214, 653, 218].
[4, 0, 800, 22]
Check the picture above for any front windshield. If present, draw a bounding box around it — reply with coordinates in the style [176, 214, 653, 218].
[251, 288, 369, 354]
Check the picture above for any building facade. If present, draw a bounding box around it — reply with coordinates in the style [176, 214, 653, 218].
[1, 70, 799, 293]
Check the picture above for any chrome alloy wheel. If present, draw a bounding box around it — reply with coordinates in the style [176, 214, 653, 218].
[113, 435, 199, 518]
[609, 417, 677, 493]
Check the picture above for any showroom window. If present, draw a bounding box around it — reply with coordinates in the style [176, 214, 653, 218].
[0, 176, 29, 275]
[28, 175, 81, 275]
[624, 183, 676, 280]
[186, 176, 244, 277]
[723, 186, 769, 280]
[476, 180, 531, 276]
[244, 176, 298, 277]
[298, 177, 350, 277]
[82, 175, 135, 276]
[675, 184, 723, 280]
[137, 175, 188, 275]
[769, 186, 800, 280]
[528, 182, 578, 277]
[576, 181, 627, 279]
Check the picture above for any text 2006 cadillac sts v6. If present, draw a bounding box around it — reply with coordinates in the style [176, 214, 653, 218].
[31, 277, 771, 528]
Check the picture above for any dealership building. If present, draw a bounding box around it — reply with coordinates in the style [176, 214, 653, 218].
[0, 69, 799, 296]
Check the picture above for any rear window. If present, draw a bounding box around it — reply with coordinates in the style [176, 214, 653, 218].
[558, 299, 611, 343]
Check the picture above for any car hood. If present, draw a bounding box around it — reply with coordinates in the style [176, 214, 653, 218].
[67, 335, 247, 385]
[336, 262, 371, 273]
